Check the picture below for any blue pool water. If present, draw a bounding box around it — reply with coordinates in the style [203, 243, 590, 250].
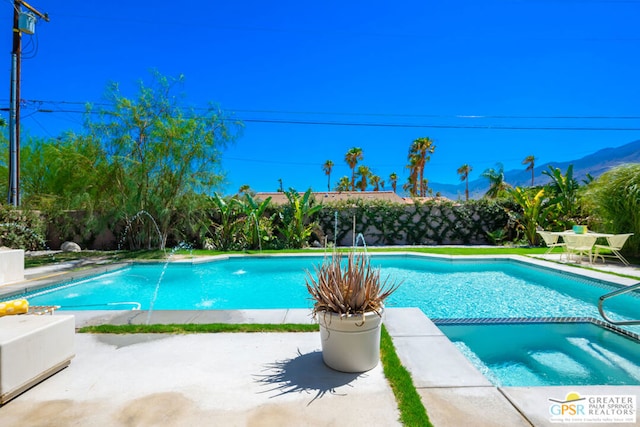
[13, 254, 640, 387]
[22, 255, 640, 323]
[440, 322, 640, 387]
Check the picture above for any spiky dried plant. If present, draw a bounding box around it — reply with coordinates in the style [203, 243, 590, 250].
[305, 251, 400, 318]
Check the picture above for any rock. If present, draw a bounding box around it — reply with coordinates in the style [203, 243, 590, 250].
[60, 241, 81, 252]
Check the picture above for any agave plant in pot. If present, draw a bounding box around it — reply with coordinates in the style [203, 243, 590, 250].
[305, 251, 400, 373]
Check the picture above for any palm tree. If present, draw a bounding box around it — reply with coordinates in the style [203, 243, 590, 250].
[405, 154, 420, 197]
[522, 155, 536, 186]
[481, 163, 511, 199]
[542, 164, 579, 219]
[408, 137, 436, 197]
[356, 165, 371, 191]
[457, 164, 472, 201]
[389, 172, 398, 193]
[335, 176, 350, 192]
[237, 184, 252, 197]
[322, 160, 334, 191]
[370, 174, 383, 191]
[344, 147, 363, 191]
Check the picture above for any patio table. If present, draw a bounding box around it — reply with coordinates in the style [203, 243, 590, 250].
[550, 231, 614, 264]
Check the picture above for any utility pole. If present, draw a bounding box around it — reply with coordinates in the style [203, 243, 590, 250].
[8, 0, 48, 206]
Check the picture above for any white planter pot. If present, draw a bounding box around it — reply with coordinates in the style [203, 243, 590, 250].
[317, 310, 383, 373]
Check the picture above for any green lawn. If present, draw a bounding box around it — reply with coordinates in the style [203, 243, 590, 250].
[24, 245, 556, 268]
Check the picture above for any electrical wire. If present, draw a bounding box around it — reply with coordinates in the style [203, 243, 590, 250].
[7, 99, 640, 121]
[8, 108, 640, 132]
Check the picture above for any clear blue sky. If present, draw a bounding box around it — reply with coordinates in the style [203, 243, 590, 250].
[2, 0, 639, 195]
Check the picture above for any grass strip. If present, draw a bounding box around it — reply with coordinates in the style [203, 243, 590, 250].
[380, 325, 432, 427]
[78, 323, 319, 334]
[79, 322, 431, 426]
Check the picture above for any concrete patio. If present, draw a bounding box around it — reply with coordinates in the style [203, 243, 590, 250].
[0, 307, 638, 426]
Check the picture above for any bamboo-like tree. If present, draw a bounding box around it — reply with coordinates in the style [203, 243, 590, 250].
[457, 164, 472, 201]
[408, 137, 436, 197]
[522, 155, 536, 186]
[345, 147, 363, 191]
[322, 160, 334, 191]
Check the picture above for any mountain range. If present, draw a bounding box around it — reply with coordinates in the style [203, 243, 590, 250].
[431, 139, 640, 200]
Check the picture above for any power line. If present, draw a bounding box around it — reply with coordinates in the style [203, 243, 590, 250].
[8, 110, 640, 132]
[4, 99, 640, 131]
[239, 118, 640, 131]
[7, 99, 640, 120]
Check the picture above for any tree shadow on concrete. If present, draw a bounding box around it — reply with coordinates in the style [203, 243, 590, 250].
[253, 349, 366, 405]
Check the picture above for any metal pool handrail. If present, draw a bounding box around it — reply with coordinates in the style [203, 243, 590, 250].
[598, 282, 640, 326]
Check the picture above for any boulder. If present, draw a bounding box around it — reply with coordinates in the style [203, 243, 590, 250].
[60, 241, 81, 252]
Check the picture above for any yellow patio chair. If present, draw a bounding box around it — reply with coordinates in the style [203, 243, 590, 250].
[594, 233, 633, 266]
[563, 234, 597, 264]
[537, 231, 566, 259]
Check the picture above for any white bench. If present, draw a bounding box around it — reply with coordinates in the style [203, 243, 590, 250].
[0, 315, 75, 404]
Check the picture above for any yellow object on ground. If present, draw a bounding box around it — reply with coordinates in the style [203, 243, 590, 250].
[0, 299, 29, 316]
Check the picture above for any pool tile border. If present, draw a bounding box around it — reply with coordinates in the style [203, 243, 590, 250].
[433, 316, 640, 342]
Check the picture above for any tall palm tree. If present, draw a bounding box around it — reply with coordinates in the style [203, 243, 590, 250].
[409, 137, 436, 197]
[356, 165, 371, 191]
[322, 160, 334, 191]
[344, 147, 363, 191]
[457, 164, 472, 201]
[522, 155, 536, 186]
[405, 153, 420, 197]
[389, 172, 398, 193]
[481, 163, 511, 199]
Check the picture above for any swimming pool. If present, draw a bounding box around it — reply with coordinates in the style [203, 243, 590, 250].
[10, 253, 640, 387]
[439, 320, 640, 387]
[20, 255, 640, 322]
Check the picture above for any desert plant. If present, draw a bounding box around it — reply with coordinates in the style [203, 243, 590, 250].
[305, 251, 400, 317]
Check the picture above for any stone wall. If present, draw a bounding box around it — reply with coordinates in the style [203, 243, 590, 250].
[316, 199, 510, 246]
